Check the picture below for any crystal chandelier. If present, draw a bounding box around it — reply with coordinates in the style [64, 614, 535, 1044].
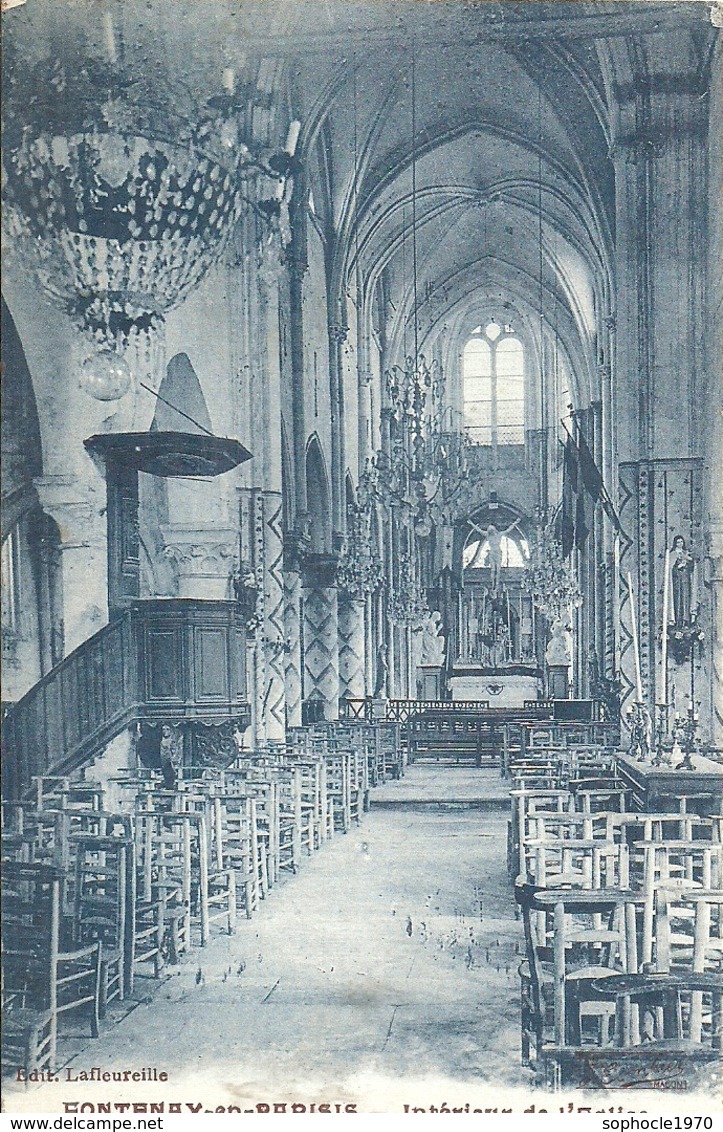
[361, 354, 481, 537]
[388, 554, 429, 629]
[336, 506, 384, 600]
[522, 519, 583, 621]
[2, 50, 286, 377]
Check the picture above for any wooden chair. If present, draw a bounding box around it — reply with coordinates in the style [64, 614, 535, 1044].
[516, 884, 642, 1068]
[2, 862, 102, 1073]
[71, 834, 129, 1016]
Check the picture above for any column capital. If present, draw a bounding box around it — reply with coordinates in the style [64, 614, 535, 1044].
[302, 552, 339, 589]
[34, 475, 104, 547]
[161, 525, 237, 600]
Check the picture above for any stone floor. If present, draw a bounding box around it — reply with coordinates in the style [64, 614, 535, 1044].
[372, 764, 509, 807]
[6, 766, 535, 1111]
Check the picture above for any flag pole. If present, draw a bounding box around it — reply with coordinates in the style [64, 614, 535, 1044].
[559, 415, 622, 533]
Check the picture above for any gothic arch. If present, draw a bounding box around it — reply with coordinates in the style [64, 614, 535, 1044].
[305, 435, 332, 554]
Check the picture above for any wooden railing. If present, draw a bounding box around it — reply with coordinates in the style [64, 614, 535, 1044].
[2, 613, 136, 801]
[2, 600, 248, 799]
[340, 697, 558, 724]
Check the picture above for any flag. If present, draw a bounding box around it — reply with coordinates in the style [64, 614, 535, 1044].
[561, 435, 577, 558]
[576, 426, 623, 534]
[576, 429, 603, 502]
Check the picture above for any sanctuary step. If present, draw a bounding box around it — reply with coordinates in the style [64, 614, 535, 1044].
[371, 765, 510, 810]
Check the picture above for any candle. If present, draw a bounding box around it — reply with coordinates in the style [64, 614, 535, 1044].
[285, 120, 301, 156]
[660, 547, 671, 705]
[627, 571, 644, 702]
[103, 12, 117, 63]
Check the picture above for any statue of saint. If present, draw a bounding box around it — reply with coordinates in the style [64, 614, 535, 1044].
[373, 643, 389, 699]
[669, 535, 695, 626]
[545, 618, 572, 667]
[420, 611, 446, 666]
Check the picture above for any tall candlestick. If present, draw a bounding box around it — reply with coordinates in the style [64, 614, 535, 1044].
[627, 571, 644, 702]
[660, 547, 671, 707]
[103, 11, 117, 63]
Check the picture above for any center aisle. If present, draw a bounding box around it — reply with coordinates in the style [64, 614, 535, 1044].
[15, 768, 529, 1107]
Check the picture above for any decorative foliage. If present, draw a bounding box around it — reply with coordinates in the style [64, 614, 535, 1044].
[522, 520, 583, 622]
[666, 620, 705, 665]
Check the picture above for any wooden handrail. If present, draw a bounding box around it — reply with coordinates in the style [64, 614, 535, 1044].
[2, 600, 249, 799]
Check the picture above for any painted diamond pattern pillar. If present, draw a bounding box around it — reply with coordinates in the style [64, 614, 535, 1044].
[303, 567, 339, 722]
[284, 569, 303, 729]
[262, 490, 286, 740]
[338, 595, 366, 703]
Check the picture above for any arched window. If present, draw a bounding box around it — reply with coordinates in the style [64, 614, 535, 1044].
[463, 321, 525, 446]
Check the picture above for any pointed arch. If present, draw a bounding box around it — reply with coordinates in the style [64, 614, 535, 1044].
[305, 435, 331, 554]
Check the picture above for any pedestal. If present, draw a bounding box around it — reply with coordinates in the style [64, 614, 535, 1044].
[548, 663, 570, 700]
[417, 665, 443, 700]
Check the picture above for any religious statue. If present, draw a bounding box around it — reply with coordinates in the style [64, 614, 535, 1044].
[669, 535, 695, 627]
[159, 723, 181, 788]
[420, 610, 446, 666]
[545, 618, 572, 667]
[373, 642, 388, 699]
[467, 519, 520, 591]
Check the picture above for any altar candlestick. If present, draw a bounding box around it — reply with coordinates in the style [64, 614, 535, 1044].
[660, 547, 671, 705]
[627, 571, 644, 702]
[103, 12, 117, 63]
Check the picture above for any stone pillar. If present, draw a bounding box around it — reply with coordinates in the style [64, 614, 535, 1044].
[707, 552, 723, 746]
[161, 526, 237, 599]
[284, 567, 303, 729]
[34, 475, 107, 654]
[302, 554, 339, 721]
[254, 490, 286, 742]
[337, 594, 366, 703]
[328, 322, 348, 537]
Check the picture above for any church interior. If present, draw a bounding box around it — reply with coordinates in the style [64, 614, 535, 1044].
[2, 0, 723, 1107]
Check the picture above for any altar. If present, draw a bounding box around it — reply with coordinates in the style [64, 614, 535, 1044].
[449, 664, 542, 708]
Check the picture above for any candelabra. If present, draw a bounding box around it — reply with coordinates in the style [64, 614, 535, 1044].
[336, 506, 384, 600]
[626, 700, 653, 762]
[361, 355, 484, 537]
[651, 703, 670, 767]
[673, 699, 700, 771]
[522, 518, 583, 622]
[388, 554, 429, 629]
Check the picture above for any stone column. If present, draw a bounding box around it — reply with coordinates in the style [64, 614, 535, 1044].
[608, 43, 709, 718]
[706, 551, 723, 746]
[328, 322, 348, 537]
[253, 490, 286, 742]
[302, 554, 339, 721]
[34, 475, 107, 654]
[284, 566, 303, 729]
[337, 594, 366, 703]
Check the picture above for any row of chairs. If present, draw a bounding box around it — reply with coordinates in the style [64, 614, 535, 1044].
[1, 719, 404, 1077]
[502, 721, 619, 780]
[508, 753, 722, 1091]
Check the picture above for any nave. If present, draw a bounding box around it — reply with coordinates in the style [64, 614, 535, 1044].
[4, 768, 527, 1109]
